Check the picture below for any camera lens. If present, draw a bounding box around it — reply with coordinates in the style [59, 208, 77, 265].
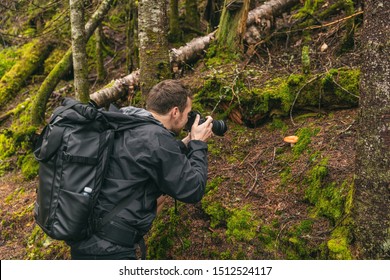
[212, 120, 228, 136]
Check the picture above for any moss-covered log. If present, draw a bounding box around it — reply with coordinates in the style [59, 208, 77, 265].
[195, 68, 360, 126]
[0, 39, 51, 109]
[31, 49, 73, 125]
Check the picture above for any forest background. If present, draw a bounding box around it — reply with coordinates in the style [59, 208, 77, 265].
[0, 0, 389, 260]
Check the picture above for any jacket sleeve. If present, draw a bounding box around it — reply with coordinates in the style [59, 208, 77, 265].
[152, 133, 208, 203]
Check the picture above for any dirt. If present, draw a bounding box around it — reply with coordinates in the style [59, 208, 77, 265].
[0, 172, 37, 259]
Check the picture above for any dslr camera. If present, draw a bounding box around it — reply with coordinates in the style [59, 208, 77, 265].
[184, 111, 228, 136]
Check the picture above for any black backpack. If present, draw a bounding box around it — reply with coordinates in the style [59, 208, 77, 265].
[33, 98, 140, 241]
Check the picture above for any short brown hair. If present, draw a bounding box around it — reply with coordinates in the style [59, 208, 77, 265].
[146, 80, 192, 114]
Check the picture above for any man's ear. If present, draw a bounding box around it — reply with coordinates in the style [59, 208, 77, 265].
[170, 106, 180, 118]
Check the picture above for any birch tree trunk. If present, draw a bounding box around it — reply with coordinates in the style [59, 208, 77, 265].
[31, 0, 114, 125]
[353, 0, 390, 259]
[70, 0, 90, 102]
[138, 0, 170, 96]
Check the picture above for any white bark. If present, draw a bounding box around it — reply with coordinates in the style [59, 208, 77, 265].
[70, 0, 89, 102]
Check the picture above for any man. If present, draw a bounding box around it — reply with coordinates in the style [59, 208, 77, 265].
[69, 80, 213, 259]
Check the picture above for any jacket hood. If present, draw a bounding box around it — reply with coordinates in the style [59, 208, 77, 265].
[120, 106, 153, 118]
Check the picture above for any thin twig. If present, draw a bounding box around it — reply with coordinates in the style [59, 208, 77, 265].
[290, 73, 325, 126]
[245, 163, 259, 197]
[331, 77, 360, 99]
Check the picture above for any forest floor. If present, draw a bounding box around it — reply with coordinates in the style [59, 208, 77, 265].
[0, 106, 358, 259]
[0, 0, 362, 259]
[146, 107, 357, 259]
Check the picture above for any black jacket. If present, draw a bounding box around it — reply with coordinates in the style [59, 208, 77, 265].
[70, 107, 208, 257]
[96, 107, 208, 235]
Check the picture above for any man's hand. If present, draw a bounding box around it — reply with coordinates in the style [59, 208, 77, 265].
[190, 114, 213, 142]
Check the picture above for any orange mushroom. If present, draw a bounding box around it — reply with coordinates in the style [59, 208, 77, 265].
[284, 135, 299, 146]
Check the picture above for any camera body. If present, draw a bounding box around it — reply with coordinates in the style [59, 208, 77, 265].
[184, 111, 228, 136]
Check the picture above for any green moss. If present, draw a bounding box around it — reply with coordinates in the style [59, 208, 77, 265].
[317, 181, 350, 222]
[304, 154, 354, 224]
[219, 250, 233, 260]
[304, 157, 329, 204]
[205, 176, 225, 194]
[268, 118, 288, 134]
[0, 47, 18, 79]
[5, 187, 25, 204]
[43, 48, 67, 75]
[226, 206, 260, 242]
[195, 68, 359, 127]
[338, 0, 356, 53]
[147, 205, 189, 259]
[18, 153, 39, 179]
[205, 202, 229, 228]
[202, 177, 229, 228]
[26, 226, 70, 259]
[258, 225, 278, 249]
[0, 98, 38, 177]
[280, 167, 292, 187]
[0, 132, 17, 160]
[205, 45, 240, 67]
[301, 46, 311, 74]
[321, 68, 360, 105]
[292, 127, 320, 157]
[282, 220, 320, 259]
[324, 181, 354, 259]
[294, 0, 325, 19]
[0, 39, 51, 108]
[327, 226, 352, 259]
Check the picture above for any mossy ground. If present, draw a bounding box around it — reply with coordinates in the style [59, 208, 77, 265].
[145, 107, 357, 259]
[0, 0, 362, 259]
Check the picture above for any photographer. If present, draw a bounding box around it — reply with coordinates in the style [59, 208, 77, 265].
[69, 79, 213, 260]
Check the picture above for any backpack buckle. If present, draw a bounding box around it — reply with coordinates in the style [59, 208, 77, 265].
[62, 152, 73, 161]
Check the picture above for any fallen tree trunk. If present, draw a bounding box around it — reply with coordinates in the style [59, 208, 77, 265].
[194, 69, 360, 126]
[31, 0, 115, 125]
[245, 0, 300, 44]
[89, 70, 140, 108]
[170, 31, 216, 72]
[0, 39, 51, 109]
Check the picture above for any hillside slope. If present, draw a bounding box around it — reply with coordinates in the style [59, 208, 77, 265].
[0, 0, 363, 259]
